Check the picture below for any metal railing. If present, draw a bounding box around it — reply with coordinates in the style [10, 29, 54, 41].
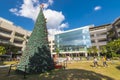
[7, 64, 27, 79]
[7, 61, 67, 79]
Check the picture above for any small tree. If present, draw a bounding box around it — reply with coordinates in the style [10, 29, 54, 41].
[55, 47, 60, 57]
[55, 48, 59, 54]
[0, 46, 6, 55]
[100, 45, 107, 56]
[90, 46, 98, 56]
[87, 48, 92, 56]
[106, 38, 120, 58]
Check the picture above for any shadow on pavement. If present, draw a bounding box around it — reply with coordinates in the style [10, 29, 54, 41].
[116, 65, 120, 70]
[0, 68, 114, 80]
[39, 69, 114, 80]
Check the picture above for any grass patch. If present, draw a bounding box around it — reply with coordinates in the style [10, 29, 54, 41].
[0, 60, 120, 80]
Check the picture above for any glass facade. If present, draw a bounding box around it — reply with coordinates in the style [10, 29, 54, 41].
[55, 26, 91, 53]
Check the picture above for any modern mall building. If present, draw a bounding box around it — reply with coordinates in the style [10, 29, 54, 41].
[55, 25, 93, 57]
[55, 17, 120, 56]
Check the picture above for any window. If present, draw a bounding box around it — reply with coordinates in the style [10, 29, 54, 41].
[98, 39, 107, 42]
[91, 40, 95, 43]
[90, 34, 94, 37]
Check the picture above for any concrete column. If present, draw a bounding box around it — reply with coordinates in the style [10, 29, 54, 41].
[10, 30, 15, 43]
[22, 34, 27, 51]
[85, 52, 88, 57]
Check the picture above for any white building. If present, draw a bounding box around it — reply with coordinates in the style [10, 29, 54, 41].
[48, 36, 55, 54]
[0, 17, 31, 51]
[0, 17, 55, 54]
[89, 24, 111, 50]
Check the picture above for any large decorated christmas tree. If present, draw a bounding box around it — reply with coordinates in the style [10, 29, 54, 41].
[16, 5, 54, 73]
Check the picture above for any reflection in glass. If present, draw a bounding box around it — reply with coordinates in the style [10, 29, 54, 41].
[55, 26, 92, 52]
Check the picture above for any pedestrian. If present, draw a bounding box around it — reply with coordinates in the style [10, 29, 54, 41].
[93, 57, 99, 67]
[102, 56, 108, 67]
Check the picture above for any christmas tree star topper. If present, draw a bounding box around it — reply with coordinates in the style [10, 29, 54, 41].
[40, 4, 44, 9]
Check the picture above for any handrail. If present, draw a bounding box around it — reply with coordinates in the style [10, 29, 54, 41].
[7, 64, 27, 79]
[7, 61, 67, 79]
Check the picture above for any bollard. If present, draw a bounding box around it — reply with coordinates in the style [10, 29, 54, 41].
[7, 64, 12, 76]
[65, 60, 67, 68]
[63, 60, 67, 69]
[23, 65, 27, 79]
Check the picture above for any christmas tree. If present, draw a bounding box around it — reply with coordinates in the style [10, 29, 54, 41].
[16, 5, 54, 73]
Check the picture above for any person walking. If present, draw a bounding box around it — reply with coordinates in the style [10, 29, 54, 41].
[102, 56, 108, 67]
[93, 57, 99, 67]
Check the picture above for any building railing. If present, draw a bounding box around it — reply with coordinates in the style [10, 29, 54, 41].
[92, 42, 106, 46]
[13, 43, 23, 47]
[91, 35, 106, 40]
[0, 39, 10, 43]
[0, 32, 11, 38]
[7, 64, 27, 79]
[7, 60, 67, 79]
[14, 36, 24, 41]
[0, 22, 14, 30]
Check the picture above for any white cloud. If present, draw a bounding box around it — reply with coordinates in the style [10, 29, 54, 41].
[44, 9, 65, 29]
[94, 6, 101, 11]
[59, 23, 68, 29]
[9, 8, 19, 16]
[48, 29, 63, 36]
[9, 0, 68, 36]
[10, 0, 39, 21]
[48, 0, 53, 5]
[44, 9, 68, 36]
[9, 8, 18, 12]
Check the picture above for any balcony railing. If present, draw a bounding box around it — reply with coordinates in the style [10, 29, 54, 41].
[91, 35, 106, 40]
[92, 42, 106, 46]
[0, 39, 10, 43]
[13, 43, 23, 47]
[14, 36, 24, 41]
[0, 32, 11, 38]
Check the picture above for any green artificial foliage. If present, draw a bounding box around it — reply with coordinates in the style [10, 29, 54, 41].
[16, 8, 54, 73]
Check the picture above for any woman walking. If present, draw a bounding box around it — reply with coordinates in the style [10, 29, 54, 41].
[102, 56, 108, 67]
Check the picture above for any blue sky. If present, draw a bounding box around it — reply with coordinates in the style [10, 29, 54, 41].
[0, 0, 120, 36]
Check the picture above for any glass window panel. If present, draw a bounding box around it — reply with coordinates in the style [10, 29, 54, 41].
[55, 27, 91, 52]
